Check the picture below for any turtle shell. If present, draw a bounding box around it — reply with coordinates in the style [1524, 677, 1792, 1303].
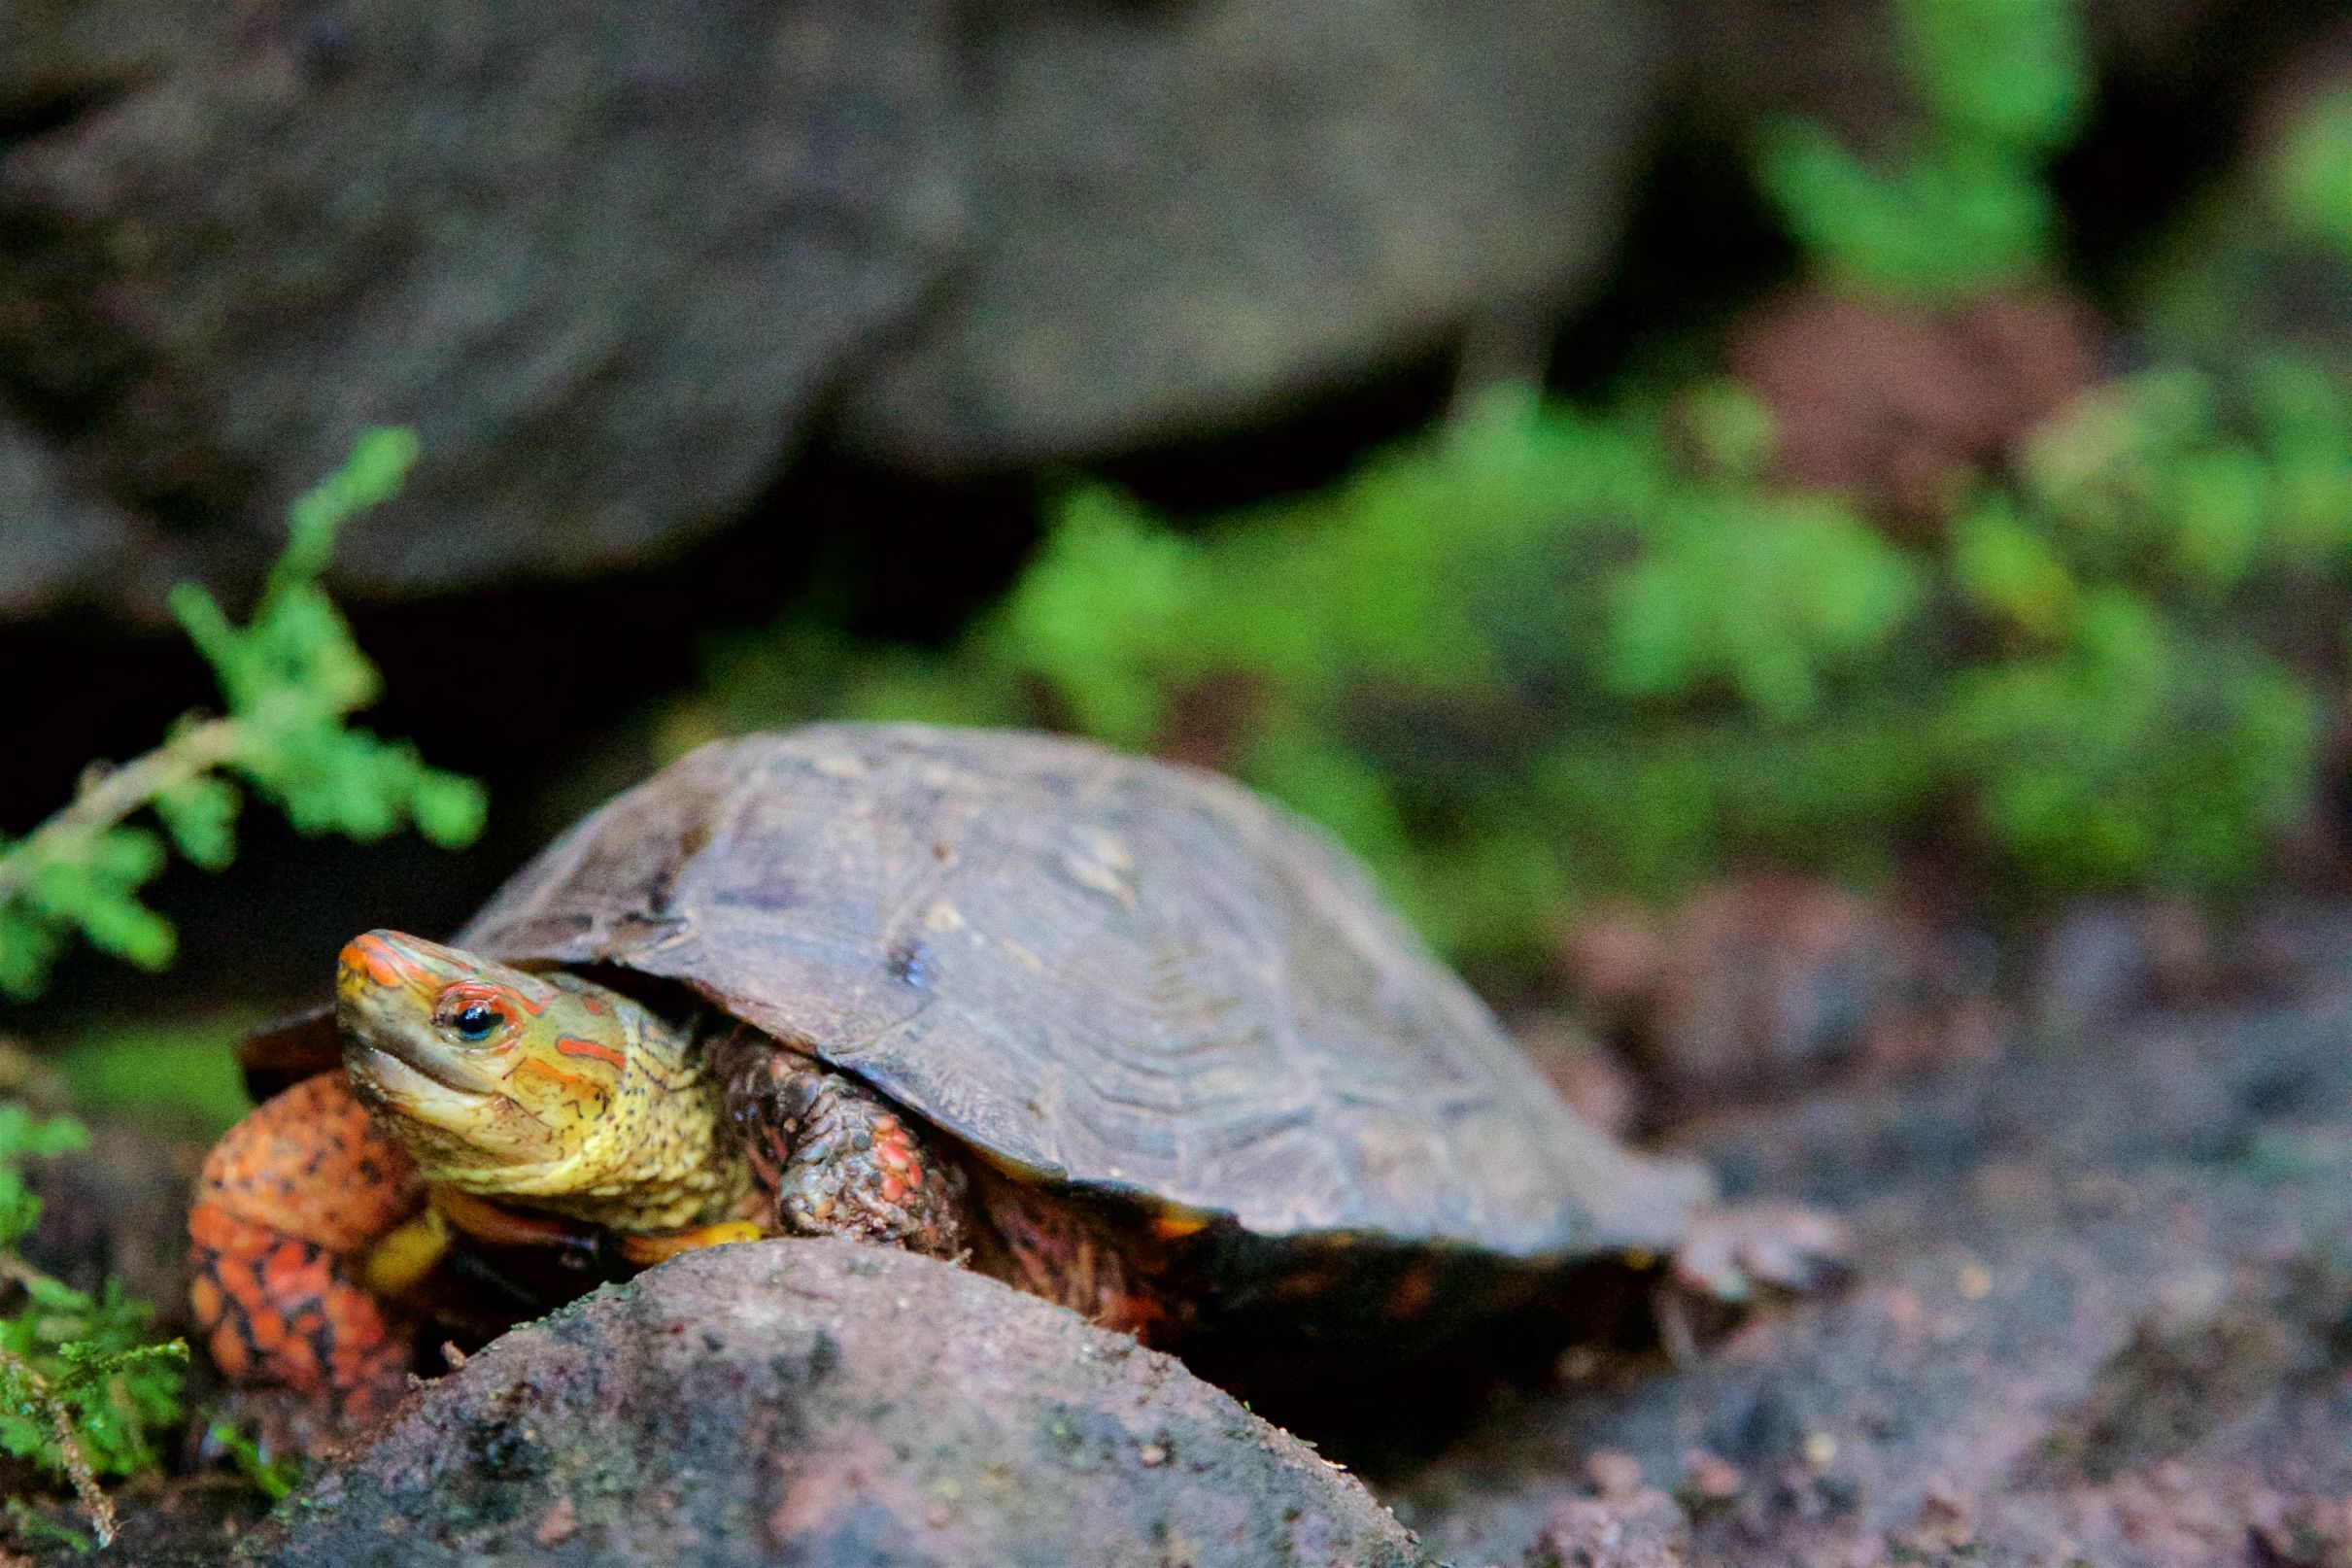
[454, 724, 1712, 1261]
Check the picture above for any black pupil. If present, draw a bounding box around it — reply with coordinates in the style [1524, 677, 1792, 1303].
[452, 1004, 500, 1040]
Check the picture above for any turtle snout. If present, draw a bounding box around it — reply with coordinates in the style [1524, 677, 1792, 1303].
[337, 930, 441, 1002]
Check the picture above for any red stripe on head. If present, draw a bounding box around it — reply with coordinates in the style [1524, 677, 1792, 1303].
[555, 1037, 627, 1069]
[342, 934, 426, 989]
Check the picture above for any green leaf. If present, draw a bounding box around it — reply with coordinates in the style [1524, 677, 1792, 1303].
[153, 775, 242, 870]
[1951, 496, 2077, 635]
[207, 1421, 303, 1500]
[1895, 0, 2087, 152]
[0, 426, 479, 1006]
[410, 768, 490, 847]
[2271, 87, 2352, 257]
[1756, 121, 2057, 300]
[276, 427, 421, 598]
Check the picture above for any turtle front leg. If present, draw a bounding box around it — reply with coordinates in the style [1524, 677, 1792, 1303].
[187, 1074, 427, 1449]
[708, 1035, 969, 1257]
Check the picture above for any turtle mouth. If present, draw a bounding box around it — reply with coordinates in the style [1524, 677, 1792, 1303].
[351, 1037, 503, 1099]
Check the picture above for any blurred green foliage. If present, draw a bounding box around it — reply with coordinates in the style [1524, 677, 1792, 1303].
[2274, 88, 2352, 257]
[680, 0, 2351, 973]
[1757, 0, 2085, 298]
[0, 1105, 187, 1544]
[688, 366, 2348, 968]
[51, 1016, 256, 1139]
[0, 429, 487, 999]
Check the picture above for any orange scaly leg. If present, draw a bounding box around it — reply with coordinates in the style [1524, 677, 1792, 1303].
[711, 1034, 970, 1257]
[187, 1073, 426, 1446]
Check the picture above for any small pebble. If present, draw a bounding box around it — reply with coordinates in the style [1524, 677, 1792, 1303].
[1586, 1449, 1645, 1498]
[1139, 1443, 1168, 1467]
[1682, 1449, 1744, 1499]
[534, 1497, 577, 1547]
[1556, 1346, 1605, 1382]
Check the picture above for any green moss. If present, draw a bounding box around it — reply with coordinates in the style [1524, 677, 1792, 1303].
[0, 1106, 189, 1528]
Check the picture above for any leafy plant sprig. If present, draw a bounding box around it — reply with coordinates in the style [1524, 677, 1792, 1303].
[0, 1104, 189, 1547]
[0, 428, 488, 998]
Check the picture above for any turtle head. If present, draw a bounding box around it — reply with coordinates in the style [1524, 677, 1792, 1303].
[334, 931, 672, 1202]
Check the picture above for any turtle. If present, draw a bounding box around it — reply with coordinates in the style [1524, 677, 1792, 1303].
[187, 724, 1842, 1445]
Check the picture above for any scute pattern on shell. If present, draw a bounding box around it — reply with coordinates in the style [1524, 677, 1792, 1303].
[457, 725, 1712, 1257]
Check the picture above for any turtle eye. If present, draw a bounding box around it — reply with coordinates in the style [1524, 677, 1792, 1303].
[451, 1004, 501, 1040]
[436, 998, 509, 1041]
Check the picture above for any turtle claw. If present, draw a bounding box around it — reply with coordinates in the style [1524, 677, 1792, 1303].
[1668, 1202, 1853, 1304]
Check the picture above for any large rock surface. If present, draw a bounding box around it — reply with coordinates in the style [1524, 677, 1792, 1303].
[0, 0, 1655, 614]
[0, 408, 154, 618]
[0, 0, 968, 606]
[831, 0, 1658, 471]
[1394, 971, 2352, 1567]
[239, 1237, 1430, 1568]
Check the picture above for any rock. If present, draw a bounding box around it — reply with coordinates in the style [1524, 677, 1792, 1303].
[0, 0, 1657, 614]
[0, 411, 161, 619]
[0, 0, 966, 608]
[2031, 898, 2352, 1039]
[1528, 1485, 1689, 1568]
[1388, 971, 2352, 1568]
[2032, 898, 2212, 1035]
[1676, 1450, 1744, 1508]
[832, 0, 1659, 472]
[1584, 1448, 1649, 1499]
[1562, 876, 2003, 1110]
[243, 1237, 1430, 1567]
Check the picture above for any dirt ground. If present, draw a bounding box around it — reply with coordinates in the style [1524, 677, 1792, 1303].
[1390, 953, 2352, 1566]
